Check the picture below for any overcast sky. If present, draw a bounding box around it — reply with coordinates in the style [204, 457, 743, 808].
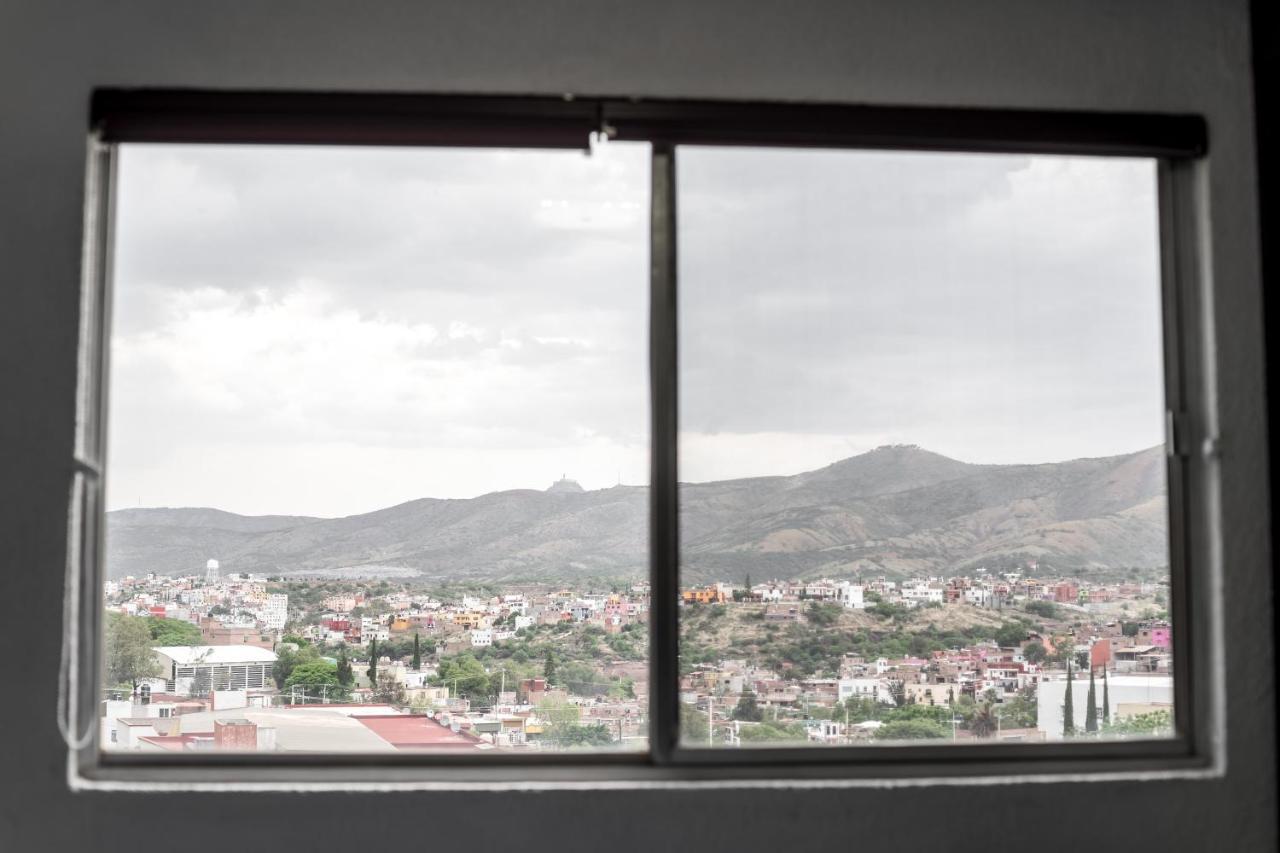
[107, 142, 1164, 517]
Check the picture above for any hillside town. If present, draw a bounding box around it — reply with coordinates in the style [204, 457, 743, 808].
[101, 560, 1174, 753]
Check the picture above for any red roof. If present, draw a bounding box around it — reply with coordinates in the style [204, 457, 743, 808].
[355, 714, 485, 750]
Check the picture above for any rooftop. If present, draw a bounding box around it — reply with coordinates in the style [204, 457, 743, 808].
[152, 645, 278, 664]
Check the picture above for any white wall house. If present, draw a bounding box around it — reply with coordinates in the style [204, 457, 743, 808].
[1036, 673, 1174, 740]
[837, 582, 865, 610]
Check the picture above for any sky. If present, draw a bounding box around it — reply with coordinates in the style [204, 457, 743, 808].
[107, 142, 1165, 517]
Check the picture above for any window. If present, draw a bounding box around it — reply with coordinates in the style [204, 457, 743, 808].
[676, 147, 1173, 749]
[69, 91, 1211, 782]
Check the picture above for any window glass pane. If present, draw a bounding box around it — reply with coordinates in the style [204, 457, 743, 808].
[677, 147, 1173, 747]
[101, 142, 651, 753]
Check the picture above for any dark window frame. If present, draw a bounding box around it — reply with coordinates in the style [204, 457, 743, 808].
[72, 90, 1214, 786]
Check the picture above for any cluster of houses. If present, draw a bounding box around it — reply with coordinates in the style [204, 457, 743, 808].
[106, 572, 287, 648]
[682, 570, 1166, 613]
[305, 583, 653, 653]
[102, 566, 1173, 751]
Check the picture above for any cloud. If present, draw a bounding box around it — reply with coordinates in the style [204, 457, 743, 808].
[106, 143, 1166, 516]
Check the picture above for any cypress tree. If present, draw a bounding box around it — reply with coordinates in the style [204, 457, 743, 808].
[1102, 668, 1110, 728]
[411, 633, 422, 671]
[544, 651, 557, 685]
[336, 646, 353, 686]
[1085, 666, 1098, 733]
[1062, 661, 1075, 737]
[366, 637, 378, 685]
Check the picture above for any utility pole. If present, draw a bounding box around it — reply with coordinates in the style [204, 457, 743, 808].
[708, 695, 714, 747]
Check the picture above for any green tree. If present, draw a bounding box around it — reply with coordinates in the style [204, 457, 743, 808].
[273, 642, 319, 688]
[1102, 668, 1110, 725]
[969, 702, 999, 738]
[738, 721, 809, 743]
[1121, 621, 1141, 637]
[1062, 662, 1076, 737]
[1103, 709, 1173, 738]
[544, 651, 557, 685]
[283, 660, 348, 702]
[680, 701, 709, 742]
[146, 616, 202, 646]
[1085, 667, 1098, 733]
[994, 622, 1028, 647]
[410, 633, 422, 670]
[436, 654, 492, 700]
[1022, 641, 1047, 665]
[548, 722, 614, 748]
[874, 719, 948, 740]
[732, 690, 765, 722]
[335, 646, 353, 686]
[105, 612, 161, 690]
[1023, 600, 1059, 619]
[366, 638, 378, 685]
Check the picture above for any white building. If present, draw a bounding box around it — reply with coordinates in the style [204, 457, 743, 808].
[153, 645, 278, 696]
[470, 629, 493, 647]
[836, 582, 865, 610]
[256, 593, 289, 630]
[1036, 673, 1174, 740]
[838, 677, 891, 704]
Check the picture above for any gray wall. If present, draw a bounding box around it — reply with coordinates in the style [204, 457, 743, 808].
[0, 1, 1272, 850]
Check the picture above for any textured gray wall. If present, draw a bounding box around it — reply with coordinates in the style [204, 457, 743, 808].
[0, 1, 1272, 850]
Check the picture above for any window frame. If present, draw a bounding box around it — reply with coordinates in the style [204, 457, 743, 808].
[71, 90, 1216, 787]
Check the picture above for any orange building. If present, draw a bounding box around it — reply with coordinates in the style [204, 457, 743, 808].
[681, 586, 726, 605]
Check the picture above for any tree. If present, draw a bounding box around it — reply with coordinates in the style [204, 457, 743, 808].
[732, 690, 764, 722]
[548, 722, 614, 749]
[1103, 709, 1174, 738]
[1062, 662, 1075, 737]
[969, 702, 999, 738]
[283, 660, 348, 702]
[1023, 599, 1059, 619]
[335, 646, 353, 686]
[887, 678, 906, 707]
[366, 638, 378, 685]
[436, 654, 492, 700]
[1022, 641, 1047, 665]
[410, 633, 422, 671]
[994, 622, 1027, 648]
[680, 701, 709, 742]
[372, 670, 407, 706]
[146, 616, 202, 646]
[874, 719, 948, 740]
[1085, 666, 1099, 733]
[1102, 668, 1110, 726]
[544, 651, 557, 685]
[105, 612, 161, 690]
[273, 642, 319, 688]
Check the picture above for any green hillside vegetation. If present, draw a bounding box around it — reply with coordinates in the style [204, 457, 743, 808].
[680, 600, 1020, 677]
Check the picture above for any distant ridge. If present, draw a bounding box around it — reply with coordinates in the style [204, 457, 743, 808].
[106, 445, 1168, 582]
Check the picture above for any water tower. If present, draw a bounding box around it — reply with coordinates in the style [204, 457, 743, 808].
[205, 558, 221, 584]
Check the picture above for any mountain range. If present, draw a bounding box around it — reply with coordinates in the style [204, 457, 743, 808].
[105, 444, 1169, 583]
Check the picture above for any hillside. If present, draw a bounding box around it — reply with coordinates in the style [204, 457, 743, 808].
[105, 445, 1169, 582]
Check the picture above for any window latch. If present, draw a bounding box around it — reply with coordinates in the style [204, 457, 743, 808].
[1165, 409, 1190, 458]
